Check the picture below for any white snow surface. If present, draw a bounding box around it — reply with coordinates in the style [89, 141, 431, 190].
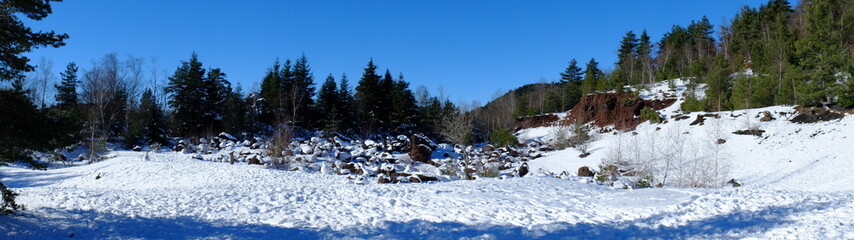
[3, 80, 854, 239]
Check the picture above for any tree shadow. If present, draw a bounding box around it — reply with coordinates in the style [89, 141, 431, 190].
[0, 169, 83, 188]
[0, 197, 840, 240]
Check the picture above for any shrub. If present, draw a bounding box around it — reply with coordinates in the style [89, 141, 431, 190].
[636, 175, 655, 188]
[1, 181, 21, 215]
[479, 162, 501, 178]
[551, 125, 571, 150]
[681, 95, 706, 113]
[439, 161, 460, 177]
[569, 118, 592, 153]
[489, 128, 518, 147]
[639, 107, 662, 123]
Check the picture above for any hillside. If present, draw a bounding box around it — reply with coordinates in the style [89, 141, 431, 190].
[2, 80, 854, 239]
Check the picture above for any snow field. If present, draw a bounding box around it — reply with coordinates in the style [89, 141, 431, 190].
[3, 149, 854, 239]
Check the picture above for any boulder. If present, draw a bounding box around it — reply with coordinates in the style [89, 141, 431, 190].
[759, 111, 775, 122]
[416, 174, 439, 182]
[482, 144, 495, 152]
[408, 134, 435, 165]
[733, 129, 764, 137]
[791, 107, 845, 124]
[517, 163, 529, 177]
[690, 113, 720, 126]
[247, 155, 261, 165]
[377, 174, 393, 184]
[577, 166, 594, 177]
[716, 139, 727, 144]
[727, 178, 742, 187]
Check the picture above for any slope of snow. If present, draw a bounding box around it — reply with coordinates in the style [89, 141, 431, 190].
[3, 147, 854, 239]
[2, 78, 854, 239]
[521, 79, 854, 192]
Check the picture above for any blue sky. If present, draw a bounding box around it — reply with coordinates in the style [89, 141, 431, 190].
[24, 0, 770, 105]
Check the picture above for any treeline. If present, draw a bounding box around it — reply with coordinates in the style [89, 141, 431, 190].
[5, 52, 464, 155]
[509, 0, 854, 118]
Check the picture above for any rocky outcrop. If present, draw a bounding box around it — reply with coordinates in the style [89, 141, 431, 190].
[577, 166, 594, 177]
[512, 114, 560, 131]
[566, 92, 676, 130]
[408, 134, 435, 166]
[791, 107, 845, 123]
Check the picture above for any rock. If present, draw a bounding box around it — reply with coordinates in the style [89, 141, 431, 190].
[672, 114, 690, 121]
[690, 113, 720, 126]
[482, 144, 495, 152]
[716, 139, 727, 144]
[727, 178, 742, 187]
[408, 134, 435, 165]
[517, 163, 529, 177]
[341, 163, 364, 175]
[378, 164, 397, 178]
[132, 145, 143, 152]
[409, 175, 422, 183]
[416, 175, 439, 182]
[733, 129, 764, 137]
[247, 156, 261, 165]
[791, 107, 845, 124]
[759, 111, 775, 122]
[377, 174, 393, 184]
[577, 166, 594, 177]
[508, 148, 520, 157]
[95, 173, 101, 180]
[578, 152, 590, 158]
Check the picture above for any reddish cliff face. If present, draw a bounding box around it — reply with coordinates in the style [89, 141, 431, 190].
[510, 92, 676, 132]
[511, 114, 560, 131]
[565, 92, 675, 130]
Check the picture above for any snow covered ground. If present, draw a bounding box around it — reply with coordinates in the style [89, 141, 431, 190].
[3, 80, 854, 239]
[3, 150, 854, 239]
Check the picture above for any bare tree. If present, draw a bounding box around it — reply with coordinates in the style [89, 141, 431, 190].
[29, 57, 54, 107]
[439, 106, 473, 145]
[81, 54, 142, 158]
[700, 117, 731, 188]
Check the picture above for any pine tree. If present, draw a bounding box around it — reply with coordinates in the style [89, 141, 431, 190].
[222, 85, 250, 134]
[582, 58, 603, 94]
[54, 62, 79, 109]
[559, 59, 583, 84]
[563, 79, 583, 111]
[391, 73, 418, 134]
[705, 57, 731, 111]
[0, 0, 69, 81]
[794, 0, 849, 106]
[636, 30, 654, 85]
[316, 74, 341, 132]
[165, 53, 230, 138]
[125, 89, 168, 147]
[337, 73, 357, 132]
[140, 89, 167, 144]
[286, 54, 315, 127]
[355, 59, 382, 136]
[615, 31, 638, 89]
[0, 0, 70, 214]
[201, 68, 230, 133]
[730, 74, 752, 109]
[259, 60, 283, 125]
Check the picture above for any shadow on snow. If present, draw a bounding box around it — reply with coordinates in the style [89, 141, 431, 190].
[0, 198, 839, 240]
